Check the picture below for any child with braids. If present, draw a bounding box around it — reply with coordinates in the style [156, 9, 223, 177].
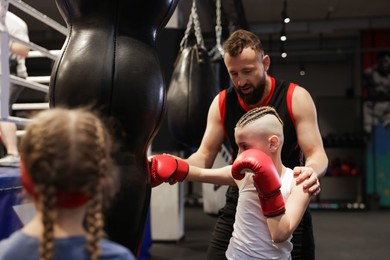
[149, 106, 313, 259]
[0, 108, 135, 260]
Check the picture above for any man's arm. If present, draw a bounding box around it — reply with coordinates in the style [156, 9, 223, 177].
[186, 94, 225, 168]
[8, 13, 30, 58]
[150, 94, 226, 186]
[266, 177, 311, 243]
[292, 86, 328, 193]
[10, 41, 29, 58]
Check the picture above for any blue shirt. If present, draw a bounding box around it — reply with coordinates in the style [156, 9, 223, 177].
[0, 230, 135, 260]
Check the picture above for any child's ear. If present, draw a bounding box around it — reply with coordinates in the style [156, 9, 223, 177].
[268, 135, 279, 152]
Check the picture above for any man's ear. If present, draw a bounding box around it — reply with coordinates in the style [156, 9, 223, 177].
[263, 55, 270, 71]
[268, 135, 279, 152]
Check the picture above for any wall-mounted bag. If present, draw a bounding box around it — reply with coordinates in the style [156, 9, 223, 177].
[167, 0, 218, 148]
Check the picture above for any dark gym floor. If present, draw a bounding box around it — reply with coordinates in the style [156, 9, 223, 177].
[148, 206, 390, 260]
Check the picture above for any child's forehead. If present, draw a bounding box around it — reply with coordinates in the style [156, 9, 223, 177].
[235, 125, 259, 140]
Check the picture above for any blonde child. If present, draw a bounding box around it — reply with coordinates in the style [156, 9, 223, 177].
[0, 108, 135, 260]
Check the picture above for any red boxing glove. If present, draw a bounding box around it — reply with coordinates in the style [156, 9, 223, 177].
[149, 154, 189, 187]
[232, 149, 285, 217]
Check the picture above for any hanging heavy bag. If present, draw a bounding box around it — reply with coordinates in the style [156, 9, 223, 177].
[167, 45, 218, 148]
[167, 0, 218, 148]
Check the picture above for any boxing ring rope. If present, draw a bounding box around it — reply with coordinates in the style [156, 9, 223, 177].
[9, 33, 59, 60]
[0, 0, 66, 125]
[9, 0, 67, 36]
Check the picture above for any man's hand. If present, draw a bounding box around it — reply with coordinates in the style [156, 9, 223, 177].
[293, 166, 321, 196]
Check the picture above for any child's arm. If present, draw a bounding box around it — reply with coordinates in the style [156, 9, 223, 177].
[231, 149, 311, 243]
[266, 178, 311, 243]
[232, 149, 286, 217]
[187, 165, 236, 186]
[149, 154, 236, 187]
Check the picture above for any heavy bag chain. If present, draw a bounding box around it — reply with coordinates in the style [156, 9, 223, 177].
[209, 0, 224, 61]
[179, 0, 204, 50]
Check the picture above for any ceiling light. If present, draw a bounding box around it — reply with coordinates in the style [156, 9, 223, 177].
[282, 0, 290, 24]
[280, 42, 287, 58]
[299, 65, 306, 76]
[280, 24, 287, 42]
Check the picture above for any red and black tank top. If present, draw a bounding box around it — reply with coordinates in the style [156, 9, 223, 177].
[218, 75, 303, 168]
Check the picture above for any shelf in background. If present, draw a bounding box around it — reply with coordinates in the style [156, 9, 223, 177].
[309, 201, 366, 210]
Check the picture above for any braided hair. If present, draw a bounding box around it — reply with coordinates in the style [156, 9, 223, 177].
[20, 107, 119, 260]
[236, 106, 284, 128]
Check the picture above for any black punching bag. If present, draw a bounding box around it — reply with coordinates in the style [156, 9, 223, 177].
[50, 0, 179, 256]
[166, 0, 219, 148]
[167, 45, 218, 148]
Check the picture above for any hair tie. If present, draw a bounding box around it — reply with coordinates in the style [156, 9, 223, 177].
[56, 191, 88, 208]
[21, 159, 37, 198]
[20, 159, 89, 208]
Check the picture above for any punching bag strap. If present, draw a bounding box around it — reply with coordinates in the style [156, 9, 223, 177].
[179, 0, 204, 50]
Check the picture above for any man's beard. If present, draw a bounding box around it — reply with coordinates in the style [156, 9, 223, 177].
[236, 78, 266, 106]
